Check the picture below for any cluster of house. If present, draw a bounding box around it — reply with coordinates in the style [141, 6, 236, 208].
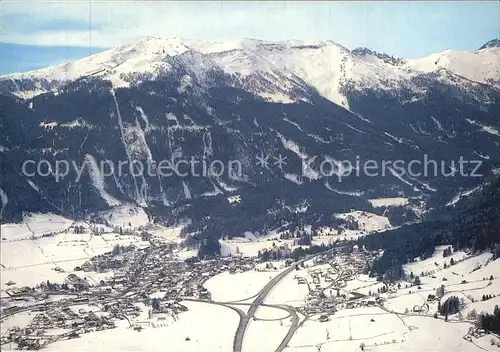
[4, 285, 34, 300]
[2, 276, 97, 319]
[78, 250, 131, 272]
[294, 262, 338, 315]
[304, 267, 343, 315]
[103, 300, 142, 318]
[304, 295, 337, 315]
[293, 250, 382, 317]
[2, 244, 260, 339]
[153, 300, 188, 314]
[344, 297, 381, 310]
[1, 304, 115, 350]
[0, 229, 265, 349]
[40, 232, 57, 238]
[96, 245, 258, 301]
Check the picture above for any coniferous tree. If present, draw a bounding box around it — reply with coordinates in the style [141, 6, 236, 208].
[151, 298, 161, 311]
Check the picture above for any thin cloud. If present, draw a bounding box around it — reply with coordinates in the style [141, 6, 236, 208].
[1, 1, 498, 58]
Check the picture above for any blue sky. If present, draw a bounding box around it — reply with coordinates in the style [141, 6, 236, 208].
[1, 1, 499, 74]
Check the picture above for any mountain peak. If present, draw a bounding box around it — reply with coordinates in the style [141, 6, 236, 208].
[2, 36, 499, 103]
[478, 39, 500, 50]
[351, 47, 407, 66]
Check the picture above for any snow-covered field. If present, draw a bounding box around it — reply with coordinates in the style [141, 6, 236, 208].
[204, 270, 280, 302]
[219, 230, 293, 258]
[148, 226, 184, 243]
[394, 316, 478, 352]
[219, 239, 275, 258]
[2, 212, 499, 352]
[341, 274, 384, 296]
[48, 301, 239, 352]
[403, 245, 470, 277]
[265, 269, 309, 307]
[316, 211, 392, 240]
[100, 206, 150, 230]
[243, 318, 290, 352]
[0, 232, 146, 289]
[385, 249, 500, 315]
[1, 213, 73, 241]
[0, 212, 149, 291]
[287, 307, 407, 351]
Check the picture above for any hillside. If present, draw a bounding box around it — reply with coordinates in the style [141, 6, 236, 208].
[359, 174, 500, 280]
[0, 37, 499, 245]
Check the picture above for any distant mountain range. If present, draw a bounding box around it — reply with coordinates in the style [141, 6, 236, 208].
[2, 37, 500, 105]
[0, 38, 499, 245]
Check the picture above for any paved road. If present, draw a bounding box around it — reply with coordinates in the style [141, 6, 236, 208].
[184, 297, 298, 351]
[233, 264, 297, 352]
[4, 249, 336, 352]
[234, 250, 335, 352]
[274, 304, 300, 352]
[181, 298, 247, 352]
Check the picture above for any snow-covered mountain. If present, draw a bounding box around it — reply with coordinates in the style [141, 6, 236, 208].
[3, 37, 499, 108]
[0, 38, 499, 239]
[407, 47, 500, 88]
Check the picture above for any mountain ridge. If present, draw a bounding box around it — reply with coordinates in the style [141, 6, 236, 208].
[0, 37, 499, 244]
[2, 37, 499, 109]
[478, 39, 500, 50]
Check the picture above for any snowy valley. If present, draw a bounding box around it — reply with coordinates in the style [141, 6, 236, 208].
[2, 208, 500, 351]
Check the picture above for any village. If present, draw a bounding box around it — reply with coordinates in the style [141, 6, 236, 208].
[2, 209, 500, 351]
[0, 223, 267, 351]
[0, 219, 381, 351]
